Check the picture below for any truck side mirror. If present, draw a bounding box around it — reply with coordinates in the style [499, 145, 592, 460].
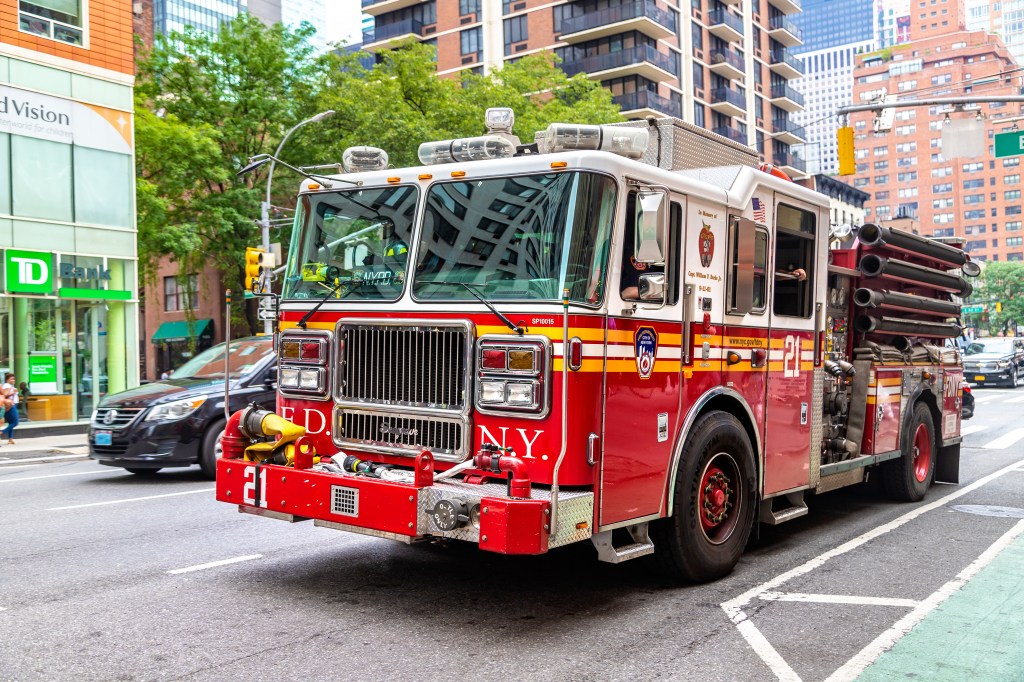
[638, 273, 666, 302]
[634, 189, 668, 264]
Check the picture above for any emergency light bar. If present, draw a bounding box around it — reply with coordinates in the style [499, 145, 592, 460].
[342, 146, 389, 173]
[417, 135, 517, 166]
[543, 123, 649, 160]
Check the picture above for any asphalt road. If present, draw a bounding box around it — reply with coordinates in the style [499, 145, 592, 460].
[1, 392, 1022, 682]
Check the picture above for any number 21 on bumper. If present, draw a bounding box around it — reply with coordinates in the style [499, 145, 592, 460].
[242, 466, 268, 507]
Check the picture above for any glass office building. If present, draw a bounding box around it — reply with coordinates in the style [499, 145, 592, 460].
[155, 0, 247, 36]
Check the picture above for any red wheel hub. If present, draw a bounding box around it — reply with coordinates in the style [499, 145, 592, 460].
[913, 422, 932, 483]
[700, 466, 733, 531]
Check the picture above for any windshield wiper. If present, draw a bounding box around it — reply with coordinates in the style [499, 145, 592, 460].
[297, 277, 359, 328]
[433, 282, 523, 335]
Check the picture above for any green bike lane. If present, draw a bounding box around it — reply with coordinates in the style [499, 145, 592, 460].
[857, 521, 1024, 681]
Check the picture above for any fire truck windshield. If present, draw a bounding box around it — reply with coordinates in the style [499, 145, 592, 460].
[284, 185, 418, 300]
[413, 171, 617, 304]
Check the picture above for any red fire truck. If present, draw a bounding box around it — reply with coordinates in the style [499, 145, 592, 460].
[219, 112, 972, 582]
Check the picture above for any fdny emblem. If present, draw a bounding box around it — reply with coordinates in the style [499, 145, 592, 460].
[699, 222, 715, 268]
[635, 327, 658, 379]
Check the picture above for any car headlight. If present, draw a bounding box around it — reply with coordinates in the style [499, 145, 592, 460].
[145, 396, 207, 422]
[997, 360, 1010, 369]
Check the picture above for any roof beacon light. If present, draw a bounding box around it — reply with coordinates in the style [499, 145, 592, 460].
[342, 146, 389, 173]
[418, 135, 516, 166]
[543, 124, 649, 160]
[485, 107, 515, 134]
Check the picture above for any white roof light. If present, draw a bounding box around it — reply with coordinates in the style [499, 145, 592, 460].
[543, 124, 649, 160]
[342, 146, 389, 173]
[417, 135, 517, 166]
[485, 107, 515, 134]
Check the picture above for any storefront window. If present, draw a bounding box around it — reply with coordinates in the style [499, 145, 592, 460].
[73, 147, 133, 227]
[12, 136, 73, 222]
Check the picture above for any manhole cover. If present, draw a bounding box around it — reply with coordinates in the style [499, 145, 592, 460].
[951, 504, 1024, 519]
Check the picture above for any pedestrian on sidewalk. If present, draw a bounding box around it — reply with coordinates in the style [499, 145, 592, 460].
[2, 373, 19, 444]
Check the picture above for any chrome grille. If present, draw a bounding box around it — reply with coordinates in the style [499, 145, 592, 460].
[337, 322, 470, 409]
[92, 407, 144, 429]
[336, 409, 466, 459]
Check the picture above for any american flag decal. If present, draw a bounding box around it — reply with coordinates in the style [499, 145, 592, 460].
[752, 198, 766, 223]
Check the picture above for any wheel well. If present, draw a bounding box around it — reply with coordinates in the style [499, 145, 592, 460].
[913, 389, 942, 437]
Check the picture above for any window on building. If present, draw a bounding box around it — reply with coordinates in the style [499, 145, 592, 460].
[896, 142, 917, 153]
[962, 162, 984, 172]
[1006, 221, 1022, 232]
[1004, 157, 1020, 168]
[874, 160, 889, 170]
[876, 191, 890, 200]
[460, 0, 481, 15]
[873, 146, 888, 156]
[932, 167, 953, 177]
[1006, 190, 1022, 201]
[1007, 237, 1024, 247]
[964, 209, 986, 220]
[934, 213, 955, 224]
[461, 26, 482, 57]
[963, 193, 985, 204]
[897, 171, 917, 182]
[11, 136, 72, 222]
[18, 0, 84, 46]
[898, 187, 918, 198]
[163, 275, 198, 312]
[1008, 252, 1023, 261]
[933, 183, 952, 193]
[503, 15, 527, 54]
[1007, 205, 1023, 216]
[963, 178, 984, 189]
[933, 198, 953, 208]
[73, 147, 132, 228]
[1006, 174, 1020, 185]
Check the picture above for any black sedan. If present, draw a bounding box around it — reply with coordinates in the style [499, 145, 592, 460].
[88, 337, 277, 477]
[963, 337, 1024, 388]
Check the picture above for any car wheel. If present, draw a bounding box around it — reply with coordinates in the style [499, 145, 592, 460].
[1010, 371, 1019, 389]
[125, 468, 161, 476]
[199, 419, 225, 479]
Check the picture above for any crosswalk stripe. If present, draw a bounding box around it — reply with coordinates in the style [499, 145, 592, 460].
[982, 428, 1024, 451]
[959, 424, 990, 437]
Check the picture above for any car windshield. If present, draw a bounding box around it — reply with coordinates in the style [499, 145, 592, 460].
[412, 171, 617, 304]
[283, 185, 419, 300]
[965, 339, 1016, 355]
[171, 339, 273, 379]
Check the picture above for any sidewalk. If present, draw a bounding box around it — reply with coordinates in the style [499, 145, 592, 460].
[0, 432, 89, 463]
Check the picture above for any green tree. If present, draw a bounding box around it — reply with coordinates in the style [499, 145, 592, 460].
[313, 42, 624, 169]
[977, 262, 1024, 335]
[134, 15, 327, 333]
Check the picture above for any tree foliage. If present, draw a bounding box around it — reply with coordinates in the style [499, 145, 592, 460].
[976, 261, 1024, 334]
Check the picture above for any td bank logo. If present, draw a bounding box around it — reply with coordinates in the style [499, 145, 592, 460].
[4, 249, 53, 294]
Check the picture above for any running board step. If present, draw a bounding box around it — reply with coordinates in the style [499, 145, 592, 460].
[591, 523, 655, 563]
[759, 492, 808, 525]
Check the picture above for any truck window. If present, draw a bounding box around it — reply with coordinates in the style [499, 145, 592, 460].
[620, 193, 681, 304]
[773, 203, 816, 318]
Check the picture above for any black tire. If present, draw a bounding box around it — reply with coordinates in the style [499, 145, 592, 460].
[650, 412, 756, 583]
[881, 402, 935, 502]
[125, 468, 161, 475]
[199, 419, 225, 479]
[1010, 371, 1018, 389]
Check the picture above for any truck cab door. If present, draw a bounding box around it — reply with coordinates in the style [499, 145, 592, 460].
[763, 196, 822, 495]
[599, 189, 685, 528]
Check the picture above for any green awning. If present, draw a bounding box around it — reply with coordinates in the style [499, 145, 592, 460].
[151, 319, 212, 343]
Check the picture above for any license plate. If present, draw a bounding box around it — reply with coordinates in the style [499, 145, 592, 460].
[94, 430, 112, 446]
[974, 375, 986, 382]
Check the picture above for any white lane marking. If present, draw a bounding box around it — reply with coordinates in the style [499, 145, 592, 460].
[0, 454, 88, 465]
[981, 428, 1024, 450]
[0, 470, 122, 483]
[47, 488, 214, 510]
[1005, 395, 1024, 403]
[721, 455, 1024, 682]
[167, 554, 262, 575]
[971, 394, 1003, 403]
[958, 424, 989, 437]
[825, 518, 1024, 682]
[759, 592, 921, 608]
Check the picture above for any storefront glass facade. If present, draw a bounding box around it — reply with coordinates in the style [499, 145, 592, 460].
[0, 53, 137, 425]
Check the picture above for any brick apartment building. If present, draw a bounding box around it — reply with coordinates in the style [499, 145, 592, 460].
[357, 0, 809, 177]
[850, 25, 1024, 263]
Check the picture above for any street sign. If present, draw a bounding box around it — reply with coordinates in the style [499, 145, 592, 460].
[994, 130, 1024, 158]
[962, 304, 986, 314]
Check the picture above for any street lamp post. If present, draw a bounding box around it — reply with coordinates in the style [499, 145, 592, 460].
[260, 110, 335, 334]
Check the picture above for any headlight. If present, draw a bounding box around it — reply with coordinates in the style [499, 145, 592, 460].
[997, 360, 1010, 369]
[479, 380, 506, 403]
[506, 382, 536, 405]
[280, 368, 300, 388]
[298, 368, 321, 389]
[145, 397, 206, 422]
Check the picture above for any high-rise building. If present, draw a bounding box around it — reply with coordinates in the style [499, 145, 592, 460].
[965, 0, 1024, 65]
[358, 0, 808, 177]
[850, 30, 1024, 263]
[1, 0, 140, 423]
[155, 0, 245, 35]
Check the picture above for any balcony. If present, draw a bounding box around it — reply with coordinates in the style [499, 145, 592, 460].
[713, 126, 748, 145]
[768, 49, 803, 79]
[768, 15, 803, 47]
[771, 118, 806, 144]
[362, 19, 426, 51]
[614, 90, 682, 119]
[767, 0, 801, 15]
[709, 86, 746, 117]
[340, 43, 377, 70]
[708, 47, 745, 80]
[769, 83, 805, 112]
[707, 8, 743, 43]
[774, 150, 807, 177]
[559, 1, 677, 43]
[360, 0, 423, 16]
[561, 44, 679, 81]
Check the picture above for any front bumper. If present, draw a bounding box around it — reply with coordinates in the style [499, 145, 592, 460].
[88, 418, 203, 468]
[215, 458, 594, 554]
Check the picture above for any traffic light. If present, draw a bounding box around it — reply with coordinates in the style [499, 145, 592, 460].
[996, 301, 1003, 313]
[245, 247, 264, 287]
[837, 126, 855, 176]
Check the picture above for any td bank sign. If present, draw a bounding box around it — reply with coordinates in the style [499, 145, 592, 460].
[4, 249, 118, 297]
